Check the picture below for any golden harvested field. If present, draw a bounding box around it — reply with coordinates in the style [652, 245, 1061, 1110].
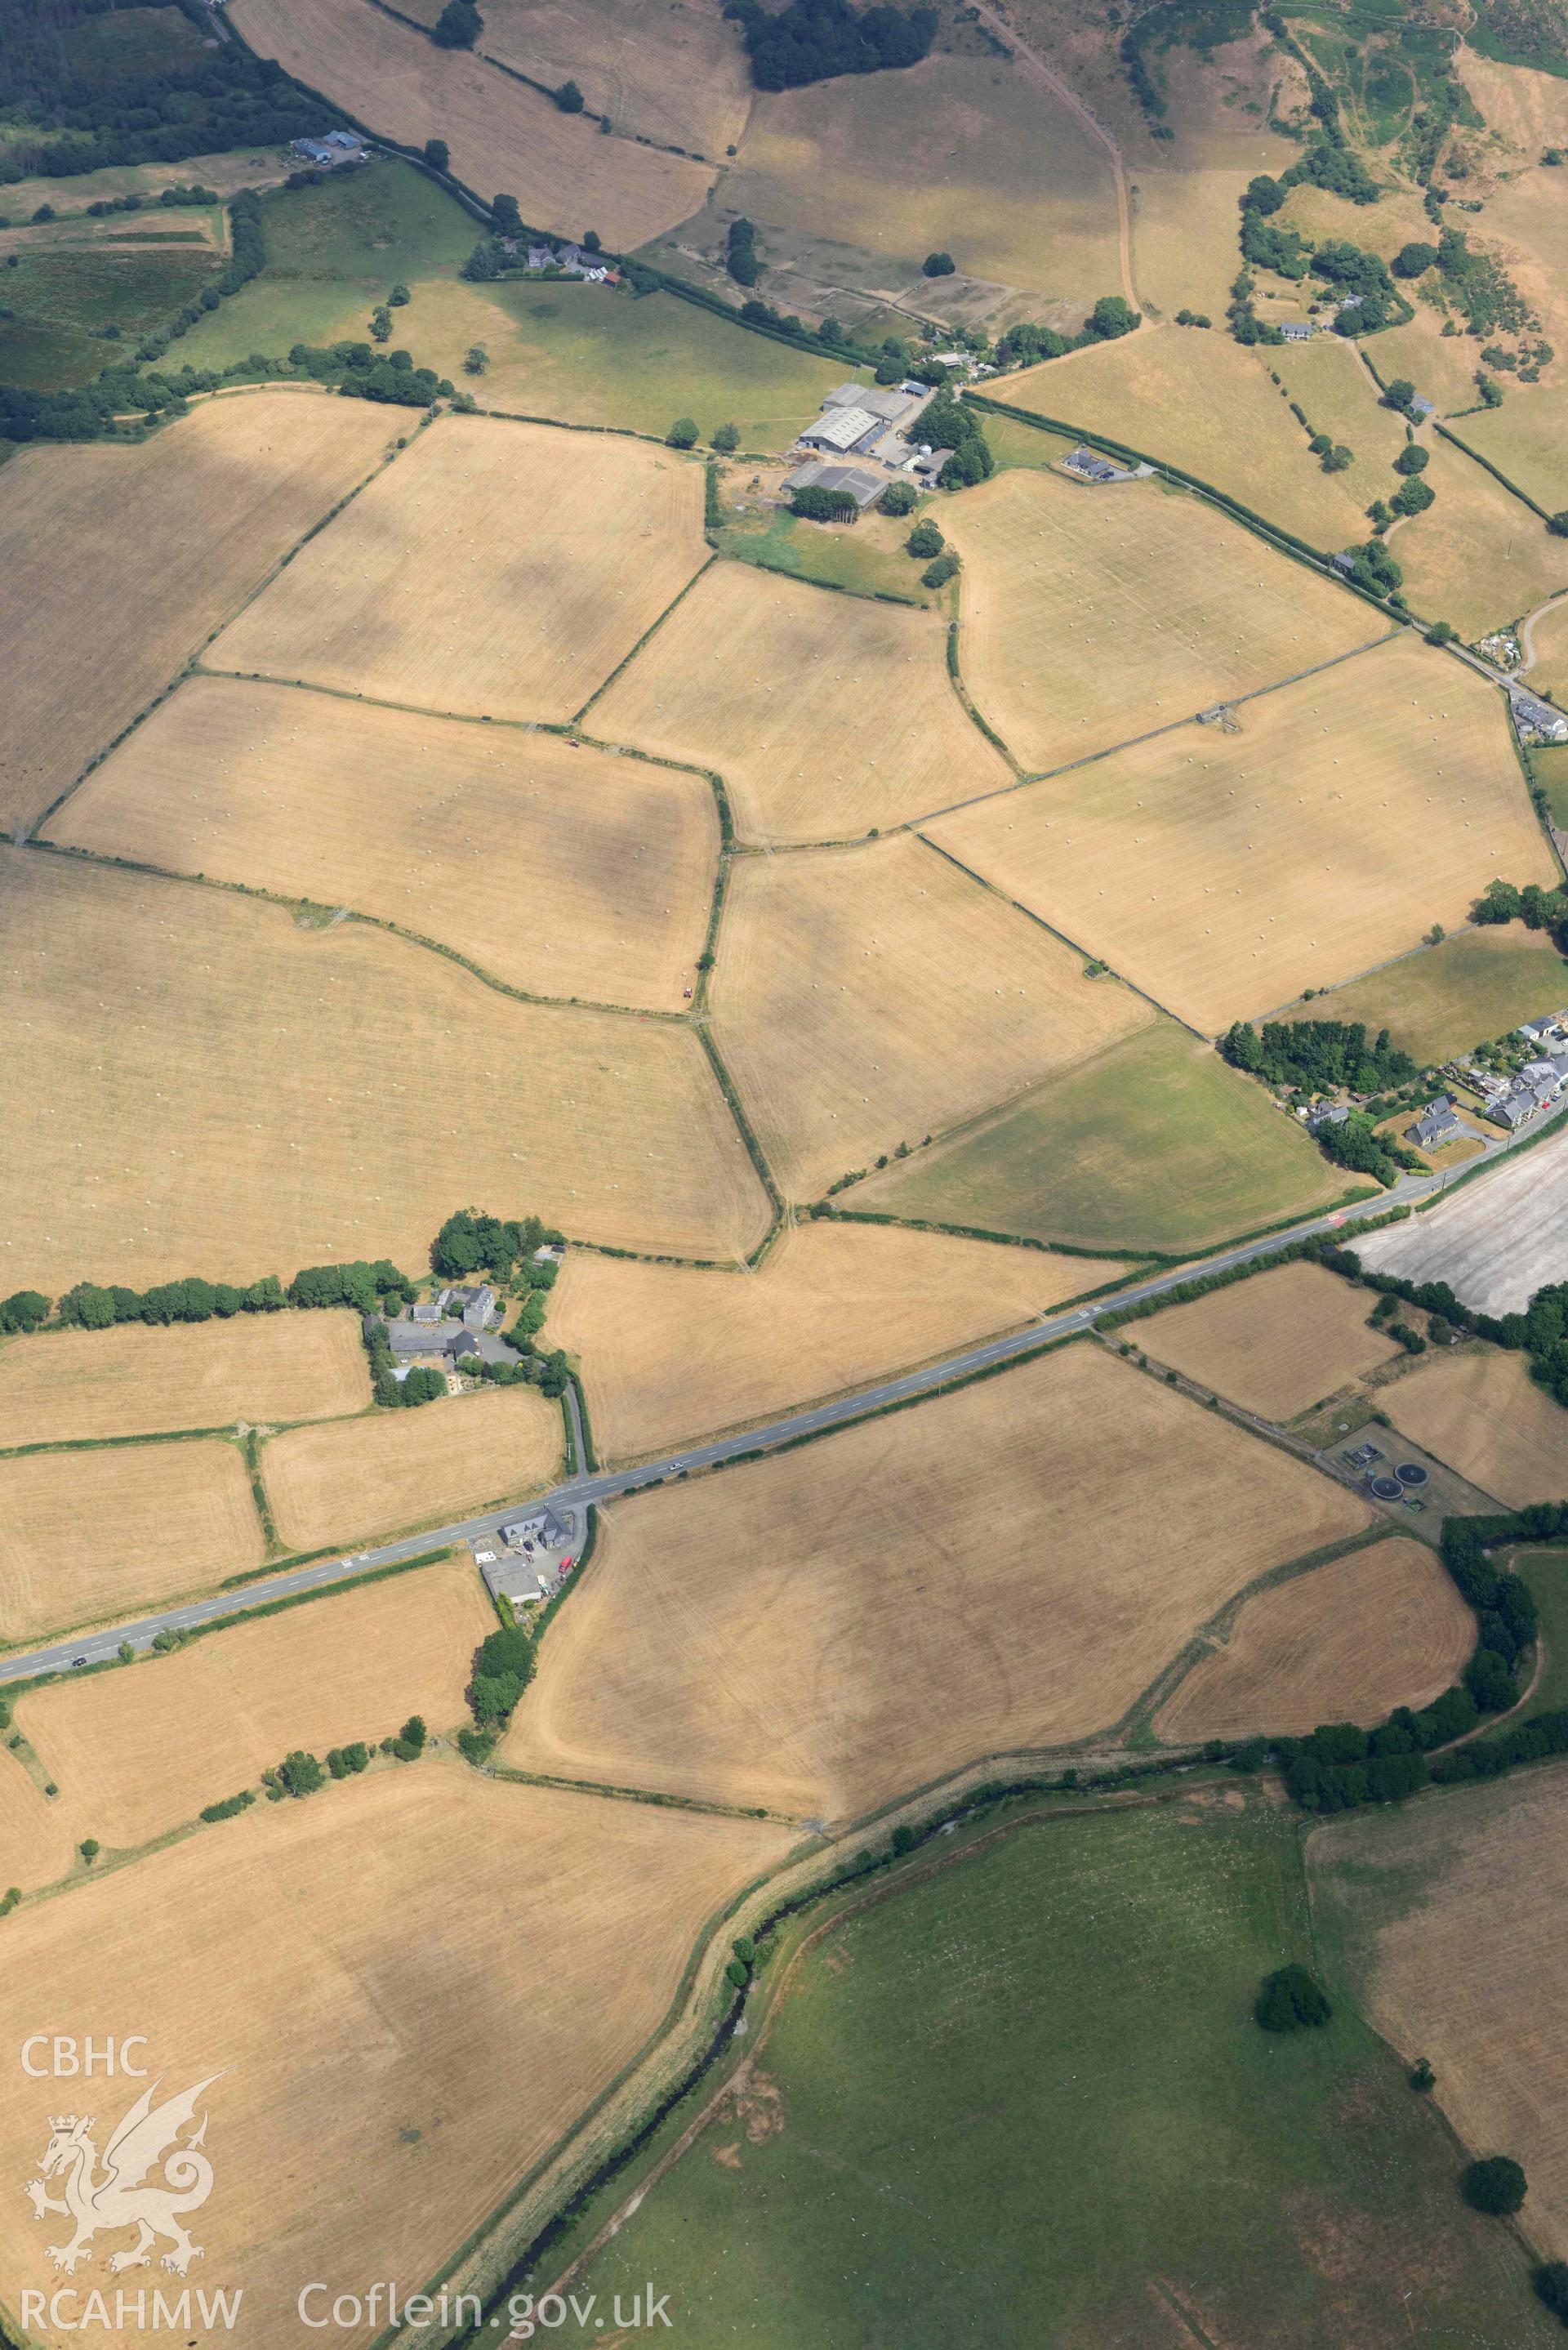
[228, 0, 715, 249]
[1154, 1536, 1475, 1741]
[0, 1753, 75, 1893]
[942, 466, 1380, 775]
[549, 1221, 1131, 1459]
[55, 676, 719, 1011]
[0, 1438, 263, 1645]
[398, 0, 751, 160]
[710, 833, 1155, 1198]
[506, 1343, 1370, 1818]
[1451, 387, 1568, 522]
[1135, 1262, 1402, 1420]
[19, 1558, 493, 1849]
[1383, 1347, 1568, 1507]
[262, 1383, 560, 1551]
[0, 1310, 368, 1447]
[1393, 435, 1568, 640]
[726, 51, 1121, 308]
[209, 415, 706, 725]
[0, 390, 395, 832]
[0, 853, 769, 1289]
[0, 1771, 792, 2350]
[1129, 39, 1302, 323]
[926, 634, 1553, 1032]
[1002, 326, 1370, 547]
[1460, 51, 1568, 162]
[1309, 1769, 1568, 2264]
[590, 561, 1011, 844]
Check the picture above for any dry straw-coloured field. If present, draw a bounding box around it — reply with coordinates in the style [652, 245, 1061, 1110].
[590, 561, 1012, 844]
[1154, 1537, 1474, 1741]
[927, 634, 1552, 1032]
[0, 851, 770, 1291]
[506, 1343, 1369, 1818]
[1392, 435, 1568, 642]
[0, 1771, 792, 2350]
[209, 415, 707, 726]
[710, 833, 1154, 1197]
[1002, 326, 1371, 547]
[56, 676, 719, 1011]
[1261, 329, 1412, 518]
[0, 1438, 263, 1645]
[395, 0, 751, 160]
[1446, 388, 1568, 521]
[0, 1753, 75, 1893]
[262, 1384, 560, 1552]
[19, 1558, 494, 1849]
[1136, 1262, 1401, 1420]
[229, 0, 715, 249]
[942, 466, 1380, 775]
[0, 1309, 368, 1447]
[1128, 38, 1303, 324]
[1309, 1769, 1568, 2263]
[1383, 1348, 1568, 1508]
[549, 1220, 1131, 1459]
[0, 390, 395, 832]
[727, 50, 1121, 308]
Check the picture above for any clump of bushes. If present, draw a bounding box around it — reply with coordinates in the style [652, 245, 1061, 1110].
[1254, 1964, 1332, 2032]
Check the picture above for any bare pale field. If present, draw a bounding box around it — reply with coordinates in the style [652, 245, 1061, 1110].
[0, 1439, 263, 1645]
[710, 833, 1155, 1198]
[0, 852, 770, 1292]
[1155, 1537, 1474, 1741]
[1393, 434, 1568, 639]
[1136, 1262, 1402, 1420]
[549, 1221, 1131, 1459]
[54, 676, 719, 1010]
[262, 1384, 559, 1551]
[1355, 1116, 1568, 1314]
[725, 51, 1121, 305]
[1130, 40, 1302, 322]
[18, 1558, 494, 1848]
[590, 560, 1010, 843]
[0, 1310, 368, 1447]
[228, 0, 715, 248]
[0, 390, 395, 832]
[1309, 1768, 1568, 2263]
[1460, 51, 1568, 160]
[209, 414, 707, 725]
[1383, 1348, 1568, 1507]
[0, 1754, 74, 1893]
[1449, 386, 1568, 519]
[398, 0, 751, 159]
[926, 634, 1553, 1032]
[507, 1343, 1369, 1817]
[1002, 325, 1371, 547]
[0, 1771, 791, 2350]
[942, 465, 1379, 775]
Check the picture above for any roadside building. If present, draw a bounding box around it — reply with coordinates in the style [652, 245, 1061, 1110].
[1279, 321, 1315, 343]
[1061, 447, 1134, 484]
[1307, 1101, 1352, 1135]
[500, 1506, 569, 1550]
[1408, 1098, 1462, 1152]
[1511, 689, 1568, 745]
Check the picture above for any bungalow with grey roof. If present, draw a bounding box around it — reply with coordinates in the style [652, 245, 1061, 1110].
[1407, 1098, 1462, 1152]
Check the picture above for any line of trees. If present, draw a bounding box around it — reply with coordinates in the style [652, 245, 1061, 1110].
[1472, 877, 1568, 948]
[991, 296, 1140, 371]
[1220, 1017, 1419, 1094]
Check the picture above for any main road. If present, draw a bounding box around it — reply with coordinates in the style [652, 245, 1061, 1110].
[0, 1137, 1526, 1688]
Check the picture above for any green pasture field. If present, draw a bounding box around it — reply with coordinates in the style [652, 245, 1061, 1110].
[980, 409, 1078, 471]
[572, 1797, 1553, 2348]
[1517, 1550, 1568, 1719]
[1287, 928, 1568, 1065]
[854, 1022, 1348, 1255]
[0, 240, 221, 389]
[1533, 748, 1568, 830]
[164, 158, 476, 370]
[65, 4, 208, 83]
[711, 497, 936, 605]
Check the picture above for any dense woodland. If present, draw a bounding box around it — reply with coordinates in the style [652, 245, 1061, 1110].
[724, 0, 938, 91]
[0, 0, 336, 181]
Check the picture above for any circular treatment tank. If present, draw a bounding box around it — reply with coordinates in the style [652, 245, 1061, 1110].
[1370, 1474, 1405, 1501]
[1396, 1463, 1429, 1488]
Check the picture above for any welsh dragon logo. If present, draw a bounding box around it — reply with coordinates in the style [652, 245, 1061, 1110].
[24, 2076, 220, 2276]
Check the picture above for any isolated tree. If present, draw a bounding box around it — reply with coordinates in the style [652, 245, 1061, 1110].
[464, 342, 490, 374]
[388, 282, 410, 307]
[1392, 475, 1435, 516]
[922, 249, 956, 276]
[424, 137, 450, 171]
[906, 517, 944, 559]
[79, 1839, 100, 1866]
[1410, 2057, 1436, 2092]
[880, 478, 917, 516]
[1321, 444, 1352, 472]
[1392, 442, 1429, 475]
[1254, 1964, 1332, 2032]
[0, 1289, 48, 1332]
[1381, 377, 1417, 413]
[922, 551, 960, 587]
[1462, 2156, 1527, 2215]
[1083, 293, 1139, 341]
[492, 192, 522, 237]
[369, 305, 392, 343]
[431, 0, 482, 47]
[708, 421, 738, 453]
[582, 229, 601, 252]
[557, 77, 585, 111]
[666, 416, 699, 448]
[1548, 511, 1568, 537]
[118, 1641, 133, 1665]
